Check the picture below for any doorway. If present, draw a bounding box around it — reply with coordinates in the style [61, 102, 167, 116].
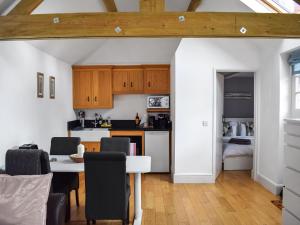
[213, 71, 258, 180]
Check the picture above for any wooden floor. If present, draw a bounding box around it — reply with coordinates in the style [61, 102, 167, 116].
[68, 171, 282, 225]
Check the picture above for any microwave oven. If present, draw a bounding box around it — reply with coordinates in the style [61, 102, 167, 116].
[147, 96, 170, 109]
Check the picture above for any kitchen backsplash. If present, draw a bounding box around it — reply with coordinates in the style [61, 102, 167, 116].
[75, 95, 147, 120]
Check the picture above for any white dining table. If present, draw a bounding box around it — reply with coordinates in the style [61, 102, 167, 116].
[50, 155, 151, 225]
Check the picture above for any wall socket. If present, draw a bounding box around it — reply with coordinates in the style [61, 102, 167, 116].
[202, 121, 208, 127]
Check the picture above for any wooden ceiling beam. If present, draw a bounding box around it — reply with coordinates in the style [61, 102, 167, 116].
[0, 12, 300, 39]
[102, 0, 117, 12]
[8, 0, 43, 15]
[188, 0, 202, 12]
[140, 0, 165, 12]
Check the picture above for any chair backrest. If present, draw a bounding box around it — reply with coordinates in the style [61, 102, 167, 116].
[84, 152, 127, 220]
[5, 149, 51, 175]
[50, 137, 80, 155]
[100, 137, 130, 155]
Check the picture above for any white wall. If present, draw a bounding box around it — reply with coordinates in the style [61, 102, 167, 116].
[170, 56, 176, 174]
[79, 95, 147, 120]
[173, 38, 259, 183]
[0, 41, 75, 168]
[255, 39, 300, 194]
[76, 38, 180, 119]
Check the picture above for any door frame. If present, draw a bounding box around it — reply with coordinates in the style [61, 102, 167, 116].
[212, 69, 259, 181]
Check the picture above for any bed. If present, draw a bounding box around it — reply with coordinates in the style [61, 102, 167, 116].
[223, 138, 254, 171]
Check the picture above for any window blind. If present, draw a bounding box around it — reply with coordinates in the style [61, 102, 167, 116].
[288, 50, 300, 75]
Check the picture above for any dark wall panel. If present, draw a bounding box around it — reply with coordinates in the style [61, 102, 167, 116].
[224, 77, 254, 118]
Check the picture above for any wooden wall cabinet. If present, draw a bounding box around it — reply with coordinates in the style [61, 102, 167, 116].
[143, 65, 170, 94]
[73, 65, 170, 109]
[73, 66, 113, 109]
[113, 66, 144, 94]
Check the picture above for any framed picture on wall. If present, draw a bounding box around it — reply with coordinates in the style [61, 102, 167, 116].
[37, 72, 44, 98]
[49, 76, 55, 99]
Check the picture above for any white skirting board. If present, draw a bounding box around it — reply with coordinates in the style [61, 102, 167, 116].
[256, 173, 283, 195]
[172, 173, 215, 183]
[224, 156, 253, 170]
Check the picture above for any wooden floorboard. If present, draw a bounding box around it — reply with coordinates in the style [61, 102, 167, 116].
[67, 171, 282, 225]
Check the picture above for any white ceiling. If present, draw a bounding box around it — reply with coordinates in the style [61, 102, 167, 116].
[28, 39, 108, 64]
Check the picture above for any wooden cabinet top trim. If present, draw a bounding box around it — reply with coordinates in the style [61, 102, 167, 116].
[113, 65, 143, 70]
[72, 65, 113, 70]
[142, 64, 170, 69]
[73, 64, 170, 70]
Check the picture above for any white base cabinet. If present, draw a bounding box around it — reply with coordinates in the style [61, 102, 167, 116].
[145, 131, 169, 173]
[283, 120, 300, 225]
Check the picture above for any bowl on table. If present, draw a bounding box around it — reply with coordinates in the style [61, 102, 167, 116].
[69, 154, 84, 163]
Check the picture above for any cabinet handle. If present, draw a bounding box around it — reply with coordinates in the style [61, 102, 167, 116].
[94, 96, 97, 102]
[87, 96, 90, 102]
[148, 81, 151, 87]
[123, 82, 126, 87]
[131, 82, 133, 87]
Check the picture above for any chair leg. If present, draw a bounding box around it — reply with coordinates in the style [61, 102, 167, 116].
[122, 219, 126, 225]
[127, 202, 130, 224]
[65, 192, 71, 222]
[87, 220, 90, 225]
[92, 219, 96, 224]
[75, 189, 80, 207]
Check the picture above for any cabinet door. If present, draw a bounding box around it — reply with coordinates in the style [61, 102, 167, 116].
[144, 67, 170, 94]
[93, 69, 113, 108]
[82, 142, 101, 152]
[113, 69, 129, 94]
[128, 69, 144, 93]
[73, 70, 93, 109]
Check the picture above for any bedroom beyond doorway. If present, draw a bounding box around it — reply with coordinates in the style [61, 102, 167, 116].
[214, 71, 256, 180]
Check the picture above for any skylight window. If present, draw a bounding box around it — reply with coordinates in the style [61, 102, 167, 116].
[262, 0, 300, 13]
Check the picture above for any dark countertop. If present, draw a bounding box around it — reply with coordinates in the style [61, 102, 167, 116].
[68, 120, 171, 132]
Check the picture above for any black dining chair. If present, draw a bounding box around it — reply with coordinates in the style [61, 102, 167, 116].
[50, 137, 81, 221]
[84, 152, 130, 225]
[100, 137, 130, 155]
[100, 137, 131, 188]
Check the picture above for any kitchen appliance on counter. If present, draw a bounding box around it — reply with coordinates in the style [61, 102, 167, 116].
[148, 114, 171, 129]
[78, 111, 85, 128]
[148, 116, 156, 128]
[147, 96, 169, 109]
[157, 114, 170, 129]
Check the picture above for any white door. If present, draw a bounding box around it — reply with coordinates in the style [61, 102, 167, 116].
[145, 131, 169, 172]
[215, 74, 224, 179]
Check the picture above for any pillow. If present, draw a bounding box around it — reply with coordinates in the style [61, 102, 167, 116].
[0, 173, 52, 225]
[229, 138, 251, 145]
[240, 123, 247, 136]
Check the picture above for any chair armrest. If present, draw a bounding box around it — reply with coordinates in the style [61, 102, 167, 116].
[47, 193, 66, 225]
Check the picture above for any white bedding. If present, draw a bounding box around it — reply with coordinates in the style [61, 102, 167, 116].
[223, 143, 253, 160]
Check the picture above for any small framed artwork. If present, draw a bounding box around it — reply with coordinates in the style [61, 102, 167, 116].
[49, 76, 55, 99]
[37, 72, 44, 98]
